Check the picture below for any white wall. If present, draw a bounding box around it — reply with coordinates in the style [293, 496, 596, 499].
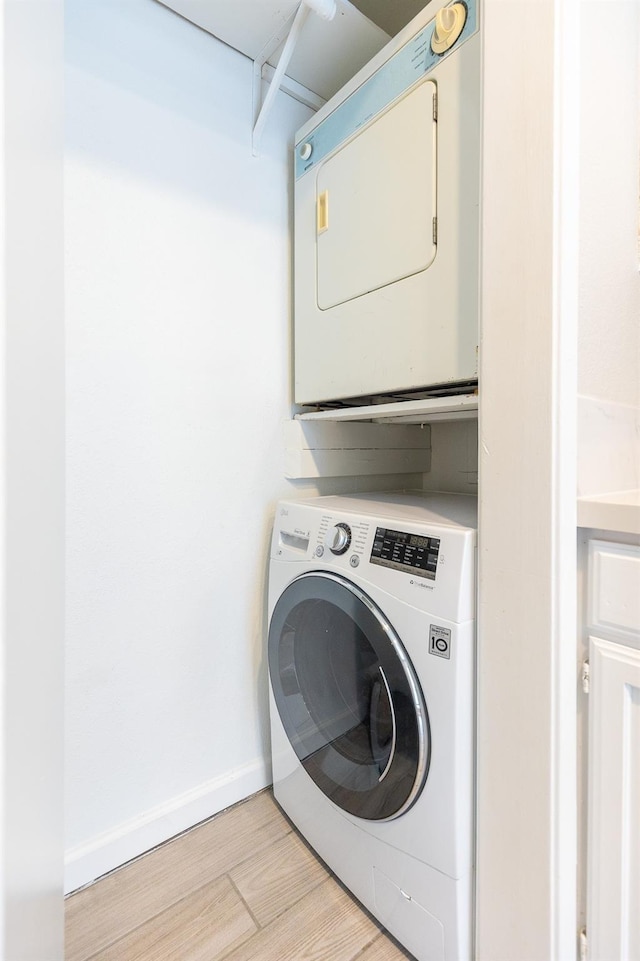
[421, 420, 478, 495]
[577, 1, 640, 496]
[1, 0, 65, 956]
[579, 0, 639, 409]
[64, 0, 420, 892]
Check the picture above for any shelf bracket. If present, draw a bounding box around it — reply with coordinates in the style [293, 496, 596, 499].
[252, 0, 335, 156]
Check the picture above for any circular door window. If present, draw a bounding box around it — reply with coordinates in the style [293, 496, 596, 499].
[268, 571, 430, 821]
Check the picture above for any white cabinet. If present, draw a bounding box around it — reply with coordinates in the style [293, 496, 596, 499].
[586, 541, 640, 961]
[587, 636, 640, 960]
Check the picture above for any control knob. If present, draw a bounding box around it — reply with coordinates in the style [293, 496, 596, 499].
[324, 522, 351, 555]
[431, 2, 467, 54]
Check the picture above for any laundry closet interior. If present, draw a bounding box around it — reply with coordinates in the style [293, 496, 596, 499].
[65, 0, 481, 915]
[4, 0, 639, 959]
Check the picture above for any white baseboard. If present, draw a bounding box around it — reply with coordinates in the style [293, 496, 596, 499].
[64, 757, 272, 894]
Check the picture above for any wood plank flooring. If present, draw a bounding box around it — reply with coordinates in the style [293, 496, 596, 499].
[66, 789, 415, 961]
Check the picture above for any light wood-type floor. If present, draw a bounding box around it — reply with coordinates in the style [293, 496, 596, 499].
[65, 789, 415, 961]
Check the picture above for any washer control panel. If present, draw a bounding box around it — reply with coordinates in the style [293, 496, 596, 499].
[272, 494, 477, 623]
[370, 527, 440, 580]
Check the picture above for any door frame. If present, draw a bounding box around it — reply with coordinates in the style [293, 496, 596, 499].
[0, 0, 65, 956]
[476, 0, 579, 958]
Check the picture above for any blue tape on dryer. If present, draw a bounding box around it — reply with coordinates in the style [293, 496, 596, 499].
[294, 0, 478, 180]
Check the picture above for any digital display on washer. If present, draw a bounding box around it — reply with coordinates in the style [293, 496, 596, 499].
[370, 527, 440, 580]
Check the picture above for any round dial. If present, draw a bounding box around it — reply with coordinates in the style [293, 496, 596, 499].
[324, 523, 352, 555]
[431, 3, 467, 54]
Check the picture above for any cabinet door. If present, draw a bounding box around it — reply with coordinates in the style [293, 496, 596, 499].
[587, 636, 640, 960]
[588, 541, 640, 637]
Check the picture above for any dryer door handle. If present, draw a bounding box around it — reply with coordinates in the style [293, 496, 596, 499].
[370, 667, 397, 783]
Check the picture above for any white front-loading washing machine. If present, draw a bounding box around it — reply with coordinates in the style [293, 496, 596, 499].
[267, 491, 477, 961]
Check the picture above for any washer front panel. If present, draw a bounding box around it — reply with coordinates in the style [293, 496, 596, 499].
[268, 571, 430, 821]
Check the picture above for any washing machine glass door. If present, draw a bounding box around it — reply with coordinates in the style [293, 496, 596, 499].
[268, 571, 430, 821]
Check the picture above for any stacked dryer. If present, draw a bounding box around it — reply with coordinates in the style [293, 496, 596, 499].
[293, 0, 480, 404]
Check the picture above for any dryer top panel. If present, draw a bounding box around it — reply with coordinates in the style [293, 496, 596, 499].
[294, 0, 479, 179]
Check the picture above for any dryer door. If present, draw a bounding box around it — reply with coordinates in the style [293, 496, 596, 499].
[268, 571, 430, 821]
[315, 78, 437, 311]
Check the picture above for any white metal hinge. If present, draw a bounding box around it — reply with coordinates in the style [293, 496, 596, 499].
[579, 927, 588, 961]
[432, 217, 437, 245]
[581, 659, 590, 695]
[433, 91, 438, 121]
